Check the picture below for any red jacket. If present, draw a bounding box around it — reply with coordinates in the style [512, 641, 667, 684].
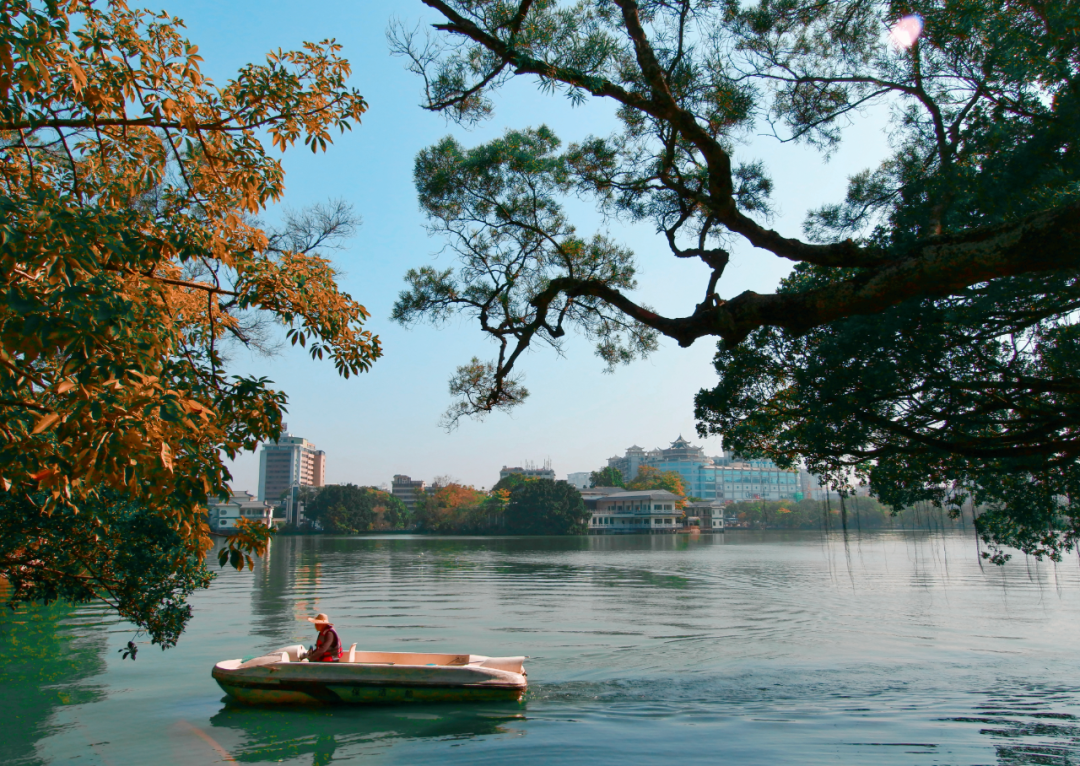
[310, 626, 342, 662]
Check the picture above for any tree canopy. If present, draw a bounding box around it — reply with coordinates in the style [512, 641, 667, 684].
[589, 466, 625, 488]
[0, 490, 213, 647]
[491, 472, 530, 493]
[414, 481, 500, 533]
[0, 1, 378, 645]
[411, 476, 588, 534]
[626, 465, 687, 505]
[725, 496, 958, 531]
[304, 485, 411, 533]
[392, 0, 1080, 561]
[504, 478, 589, 534]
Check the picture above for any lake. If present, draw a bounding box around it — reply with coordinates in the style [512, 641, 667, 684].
[3, 530, 1080, 765]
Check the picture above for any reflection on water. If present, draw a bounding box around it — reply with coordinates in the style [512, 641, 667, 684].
[3, 530, 1080, 765]
[0, 601, 109, 766]
[951, 684, 1080, 766]
[210, 703, 525, 765]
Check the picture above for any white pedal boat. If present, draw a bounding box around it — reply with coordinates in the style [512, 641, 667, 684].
[212, 644, 527, 704]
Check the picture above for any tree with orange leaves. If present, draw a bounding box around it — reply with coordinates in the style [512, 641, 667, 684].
[627, 466, 688, 508]
[414, 481, 493, 534]
[0, 1, 379, 648]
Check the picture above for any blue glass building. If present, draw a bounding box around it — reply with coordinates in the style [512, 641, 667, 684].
[607, 436, 801, 502]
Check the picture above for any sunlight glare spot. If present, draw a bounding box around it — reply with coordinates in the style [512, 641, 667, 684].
[889, 15, 924, 51]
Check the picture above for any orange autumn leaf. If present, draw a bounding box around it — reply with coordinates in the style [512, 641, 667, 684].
[30, 412, 61, 435]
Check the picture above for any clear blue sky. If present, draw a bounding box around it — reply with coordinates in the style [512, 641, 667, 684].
[172, 0, 889, 491]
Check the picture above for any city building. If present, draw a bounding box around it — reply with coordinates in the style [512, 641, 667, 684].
[567, 472, 592, 489]
[685, 500, 726, 532]
[580, 486, 623, 502]
[499, 460, 555, 482]
[392, 475, 426, 511]
[208, 491, 273, 533]
[606, 436, 801, 502]
[586, 489, 684, 534]
[606, 445, 649, 483]
[582, 488, 726, 534]
[257, 428, 325, 503]
[282, 486, 317, 528]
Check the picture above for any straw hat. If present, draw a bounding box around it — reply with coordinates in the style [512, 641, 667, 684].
[306, 613, 332, 626]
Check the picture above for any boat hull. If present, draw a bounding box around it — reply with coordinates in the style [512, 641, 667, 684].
[213, 675, 525, 705]
[212, 650, 527, 706]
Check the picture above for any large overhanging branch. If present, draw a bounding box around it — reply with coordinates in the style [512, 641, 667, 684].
[732, 201, 1080, 343]
[417, 191, 1080, 422]
[535, 200, 1080, 348]
[0, 92, 357, 134]
[856, 410, 1080, 464]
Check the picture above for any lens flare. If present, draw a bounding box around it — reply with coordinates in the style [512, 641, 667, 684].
[888, 14, 923, 50]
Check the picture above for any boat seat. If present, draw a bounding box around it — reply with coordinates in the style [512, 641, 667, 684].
[346, 643, 357, 663]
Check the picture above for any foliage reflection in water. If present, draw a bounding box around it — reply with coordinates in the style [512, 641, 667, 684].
[3, 531, 1080, 765]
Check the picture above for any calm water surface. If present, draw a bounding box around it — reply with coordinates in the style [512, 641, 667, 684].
[3, 531, 1080, 765]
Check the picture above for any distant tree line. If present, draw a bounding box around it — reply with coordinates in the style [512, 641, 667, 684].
[282, 484, 411, 534]
[281, 476, 974, 536]
[591, 467, 976, 532]
[281, 476, 592, 536]
[413, 474, 590, 535]
[728, 497, 976, 532]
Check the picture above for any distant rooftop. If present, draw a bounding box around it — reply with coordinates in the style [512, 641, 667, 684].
[580, 486, 627, 496]
[596, 489, 682, 501]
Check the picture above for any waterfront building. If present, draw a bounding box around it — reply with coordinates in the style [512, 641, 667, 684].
[567, 472, 591, 489]
[606, 436, 800, 502]
[499, 461, 556, 482]
[392, 475, 426, 511]
[586, 489, 684, 534]
[685, 500, 725, 531]
[257, 429, 325, 503]
[208, 491, 273, 532]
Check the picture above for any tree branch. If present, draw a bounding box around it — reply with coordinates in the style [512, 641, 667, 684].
[510, 199, 1080, 349]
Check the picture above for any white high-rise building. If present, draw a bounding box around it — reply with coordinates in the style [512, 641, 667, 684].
[257, 428, 325, 504]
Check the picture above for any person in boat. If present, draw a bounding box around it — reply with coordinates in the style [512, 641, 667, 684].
[305, 613, 343, 662]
